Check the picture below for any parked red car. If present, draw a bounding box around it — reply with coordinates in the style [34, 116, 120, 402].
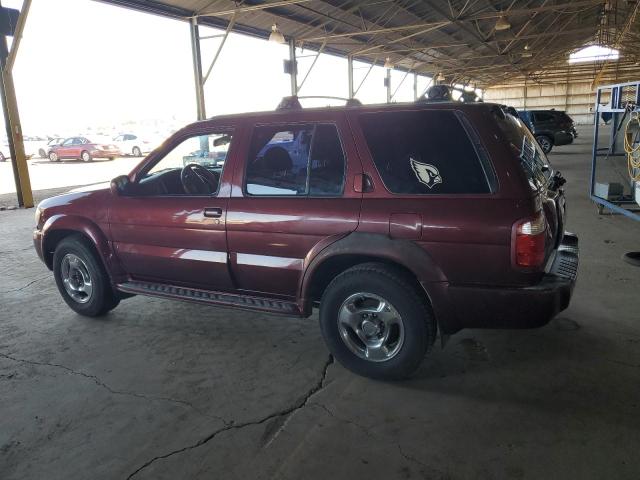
[48, 136, 120, 162]
[33, 100, 579, 379]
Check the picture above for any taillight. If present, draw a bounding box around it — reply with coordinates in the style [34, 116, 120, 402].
[514, 211, 546, 268]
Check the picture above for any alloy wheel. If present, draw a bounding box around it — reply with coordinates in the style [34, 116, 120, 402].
[337, 292, 405, 362]
[60, 253, 93, 304]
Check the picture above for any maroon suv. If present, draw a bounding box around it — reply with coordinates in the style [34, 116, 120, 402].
[33, 100, 579, 379]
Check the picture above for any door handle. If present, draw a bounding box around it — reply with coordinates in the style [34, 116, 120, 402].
[203, 207, 223, 218]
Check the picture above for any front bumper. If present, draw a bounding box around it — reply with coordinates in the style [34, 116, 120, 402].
[553, 131, 574, 146]
[445, 233, 579, 330]
[33, 228, 45, 264]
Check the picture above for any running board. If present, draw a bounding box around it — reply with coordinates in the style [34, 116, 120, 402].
[116, 281, 302, 316]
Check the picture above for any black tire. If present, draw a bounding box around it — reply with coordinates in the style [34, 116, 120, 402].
[132, 146, 142, 157]
[53, 235, 119, 317]
[535, 135, 553, 154]
[319, 263, 436, 380]
[81, 150, 92, 162]
[0, 152, 5, 162]
[48, 151, 59, 162]
[39, 149, 46, 159]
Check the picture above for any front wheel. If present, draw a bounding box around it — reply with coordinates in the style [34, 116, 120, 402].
[319, 263, 436, 380]
[39, 149, 46, 158]
[53, 235, 119, 316]
[132, 146, 142, 157]
[48, 151, 59, 162]
[535, 135, 553, 154]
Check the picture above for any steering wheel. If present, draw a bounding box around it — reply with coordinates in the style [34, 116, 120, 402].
[180, 163, 219, 195]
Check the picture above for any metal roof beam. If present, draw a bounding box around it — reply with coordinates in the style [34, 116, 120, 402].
[197, 0, 314, 17]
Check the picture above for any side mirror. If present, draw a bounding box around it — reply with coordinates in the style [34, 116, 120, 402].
[110, 175, 130, 196]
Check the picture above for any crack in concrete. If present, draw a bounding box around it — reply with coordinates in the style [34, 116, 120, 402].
[0, 352, 221, 421]
[311, 402, 376, 439]
[398, 444, 428, 469]
[0, 275, 51, 294]
[126, 355, 334, 480]
[604, 358, 639, 368]
[314, 401, 429, 471]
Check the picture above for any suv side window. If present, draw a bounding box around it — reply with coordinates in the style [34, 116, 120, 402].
[359, 110, 491, 194]
[245, 124, 345, 196]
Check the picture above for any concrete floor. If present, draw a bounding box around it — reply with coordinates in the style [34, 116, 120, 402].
[1, 125, 639, 480]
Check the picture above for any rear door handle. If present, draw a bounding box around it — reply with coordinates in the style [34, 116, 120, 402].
[204, 207, 223, 218]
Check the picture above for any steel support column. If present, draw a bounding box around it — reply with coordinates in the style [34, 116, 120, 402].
[190, 17, 206, 120]
[1, 0, 33, 208]
[385, 68, 392, 103]
[347, 55, 354, 99]
[413, 73, 418, 101]
[289, 38, 298, 96]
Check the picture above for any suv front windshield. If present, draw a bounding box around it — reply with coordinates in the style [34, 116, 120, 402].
[496, 110, 553, 191]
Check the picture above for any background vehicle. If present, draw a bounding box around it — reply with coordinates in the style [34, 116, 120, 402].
[517, 109, 575, 153]
[33, 101, 578, 380]
[48, 136, 120, 162]
[113, 133, 152, 157]
[38, 137, 65, 159]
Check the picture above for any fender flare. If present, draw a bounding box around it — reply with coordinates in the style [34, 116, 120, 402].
[298, 232, 459, 332]
[41, 214, 119, 277]
[299, 232, 448, 303]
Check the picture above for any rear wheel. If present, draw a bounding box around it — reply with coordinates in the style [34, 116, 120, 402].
[53, 235, 119, 317]
[81, 150, 92, 162]
[319, 263, 436, 380]
[535, 135, 553, 154]
[39, 149, 46, 158]
[48, 151, 59, 162]
[132, 146, 142, 157]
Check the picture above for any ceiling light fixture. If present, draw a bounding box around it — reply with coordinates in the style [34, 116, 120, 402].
[269, 23, 286, 44]
[383, 57, 394, 69]
[495, 13, 511, 31]
[436, 72, 445, 82]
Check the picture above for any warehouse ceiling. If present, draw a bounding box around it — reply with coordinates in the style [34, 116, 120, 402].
[97, 0, 640, 87]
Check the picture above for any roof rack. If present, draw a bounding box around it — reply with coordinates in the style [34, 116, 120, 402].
[276, 95, 362, 111]
[416, 85, 482, 104]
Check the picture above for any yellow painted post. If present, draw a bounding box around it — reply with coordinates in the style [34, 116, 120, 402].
[0, 0, 33, 208]
[0, 65, 33, 207]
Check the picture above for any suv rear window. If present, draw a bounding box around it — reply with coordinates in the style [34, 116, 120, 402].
[495, 110, 552, 190]
[358, 110, 492, 194]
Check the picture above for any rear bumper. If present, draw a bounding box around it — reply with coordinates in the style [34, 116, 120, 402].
[91, 149, 120, 158]
[443, 233, 579, 331]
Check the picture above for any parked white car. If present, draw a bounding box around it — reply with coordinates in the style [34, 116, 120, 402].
[38, 137, 65, 158]
[23, 136, 49, 159]
[0, 140, 8, 161]
[112, 133, 151, 157]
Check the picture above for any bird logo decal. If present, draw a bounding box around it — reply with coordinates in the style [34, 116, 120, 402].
[409, 158, 443, 189]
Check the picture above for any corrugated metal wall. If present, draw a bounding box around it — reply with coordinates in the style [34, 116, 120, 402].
[484, 80, 596, 124]
[483, 62, 640, 124]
